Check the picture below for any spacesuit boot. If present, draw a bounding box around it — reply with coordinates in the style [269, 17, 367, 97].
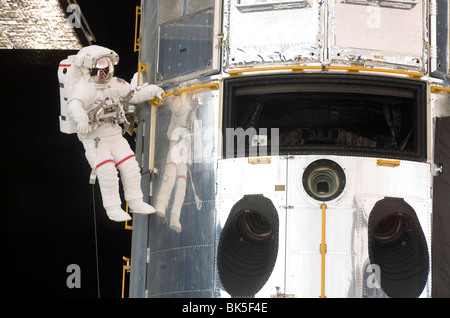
[169, 212, 182, 233]
[117, 155, 156, 214]
[128, 200, 156, 214]
[105, 206, 132, 222]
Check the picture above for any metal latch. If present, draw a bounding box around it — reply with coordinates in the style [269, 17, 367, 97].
[271, 287, 295, 298]
[432, 164, 443, 176]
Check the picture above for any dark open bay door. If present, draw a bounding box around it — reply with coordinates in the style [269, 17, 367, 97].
[432, 116, 450, 297]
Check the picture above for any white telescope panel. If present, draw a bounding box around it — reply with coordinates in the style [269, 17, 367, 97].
[225, 0, 322, 67]
[330, 0, 426, 71]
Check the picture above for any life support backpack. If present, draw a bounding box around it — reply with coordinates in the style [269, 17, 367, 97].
[57, 55, 82, 134]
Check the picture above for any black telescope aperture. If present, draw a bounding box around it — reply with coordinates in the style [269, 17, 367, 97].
[368, 197, 429, 298]
[217, 195, 279, 297]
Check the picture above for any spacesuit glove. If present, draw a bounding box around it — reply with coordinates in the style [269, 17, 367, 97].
[154, 87, 165, 101]
[77, 120, 92, 135]
[139, 84, 165, 102]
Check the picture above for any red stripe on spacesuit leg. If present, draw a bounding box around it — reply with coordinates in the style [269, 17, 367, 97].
[177, 175, 187, 180]
[96, 159, 115, 169]
[166, 161, 178, 174]
[166, 162, 177, 168]
[115, 154, 136, 167]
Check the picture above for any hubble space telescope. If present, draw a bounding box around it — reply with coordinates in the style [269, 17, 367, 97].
[122, 0, 449, 298]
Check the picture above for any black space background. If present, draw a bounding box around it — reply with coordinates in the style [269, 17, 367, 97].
[1, 0, 141, 298]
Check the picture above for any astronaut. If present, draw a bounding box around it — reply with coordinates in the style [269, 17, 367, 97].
[67, 45, 165, 222]
[154, 95, 201, 233]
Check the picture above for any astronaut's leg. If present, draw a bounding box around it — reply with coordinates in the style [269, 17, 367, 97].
[154, 162, 177, 218]
[82, 139, 131, 222]
[96, 161, 132, 222]
[113, 137, 155, 214]
[169, 163, 187, 233]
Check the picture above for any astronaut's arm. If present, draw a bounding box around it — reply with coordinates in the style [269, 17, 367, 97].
[129, 84, 165, 104]
[68, 98, 91, 134]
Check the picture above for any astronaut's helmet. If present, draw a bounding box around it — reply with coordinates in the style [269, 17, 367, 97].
[74, 45, 119, 83]
[90, 56, 114, 84]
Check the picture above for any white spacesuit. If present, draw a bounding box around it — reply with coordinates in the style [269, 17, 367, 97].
[154, 95, 201, 232]
[67, 45, 164, 222]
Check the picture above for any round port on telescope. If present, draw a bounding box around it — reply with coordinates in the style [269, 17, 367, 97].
[302, 159, 346, 201]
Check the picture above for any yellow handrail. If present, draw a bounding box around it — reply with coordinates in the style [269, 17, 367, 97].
[431, 86, 450, 94]
[228, 65, 323, 76]
[124, 202, 132, 230]
[134, 6, 141, 52]
[227, 65, 423, 79]
[377, 159, 401, 167]
[122, 256, 131, 298]
[148, 83, 220, 106]
[326, 65, 423, 78]
[248, 157, 272, 164]
[320, 204, 327, 298]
